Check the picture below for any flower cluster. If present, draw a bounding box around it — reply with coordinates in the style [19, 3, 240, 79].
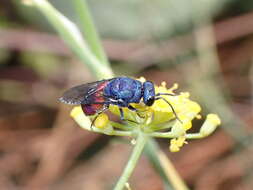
[70, 77, 221, 152]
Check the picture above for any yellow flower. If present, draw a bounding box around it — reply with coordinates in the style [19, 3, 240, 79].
[94, 113, 109, 129]
[200, 114, 221, 137]
[170, 136, 187, 152]
[70, 106, 92, 130]
[70, 106, 109, 129]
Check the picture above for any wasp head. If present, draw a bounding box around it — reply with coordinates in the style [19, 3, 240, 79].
[143, 81, 155, 106]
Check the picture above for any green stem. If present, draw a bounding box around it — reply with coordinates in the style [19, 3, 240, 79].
[114, 132, 148, 190]
[110, 130, 133, 137]
[150, 131, 175, 138]
[158, 150, 189, 190]
[110, 121, 132, 131]
[144, 139, 174, 190]
[145, 139, 189, 190]
[150, 132, 210, 139]
[185, 133, 203, 139]
[72, 0, 109, 66]
[31, 0, 113, 79]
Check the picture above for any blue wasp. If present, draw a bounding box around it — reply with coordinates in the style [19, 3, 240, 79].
[59, 77, 181, 125]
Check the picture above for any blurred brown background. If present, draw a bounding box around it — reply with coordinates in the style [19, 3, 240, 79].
[0, 0, 253, 189]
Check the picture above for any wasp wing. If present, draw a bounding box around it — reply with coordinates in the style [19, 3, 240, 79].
[59, 80, 110, 105]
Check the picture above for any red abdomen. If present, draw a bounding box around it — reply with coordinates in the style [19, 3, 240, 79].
[81, 81, 108, 115]
[81, 104, 104, 115]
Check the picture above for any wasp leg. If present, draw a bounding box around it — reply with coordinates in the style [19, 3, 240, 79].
[106, 97, 140, 124]
[119, 107, 138, 124]
[90, 105, 109, 130]
[90, 114, 100, 130]
[127, 105, 145, 119]
[155, 97, 183, 124]
[119, 107, 124, 120]
[127, 105, 136, 111]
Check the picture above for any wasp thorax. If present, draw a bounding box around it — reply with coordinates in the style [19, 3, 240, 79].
[143, 81, 155, 106]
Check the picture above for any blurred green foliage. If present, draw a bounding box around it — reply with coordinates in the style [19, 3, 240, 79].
[12, 0, 232, 39]
[21, 52, 66, 78]
[0, 49, 11, 65]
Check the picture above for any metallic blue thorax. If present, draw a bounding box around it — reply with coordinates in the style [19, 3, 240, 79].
[103, 77, 143, 107]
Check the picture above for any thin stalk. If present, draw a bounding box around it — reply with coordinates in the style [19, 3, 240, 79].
[31, 0, 112, 79]
[110, 121, 132, 131]
[144, 140, 173, 190]
[110, 130, 134, 137]
[145, 139, 189, 190]
[158, 149, 189, 190]
[114, 132, 148, 190]
[149, 131, 175, 138]
[185, 133, 203, 139]
[150, 132, 207, 139]
[72, 0, 109, 65]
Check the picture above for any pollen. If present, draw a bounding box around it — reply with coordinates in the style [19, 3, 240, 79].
[183, 121, 192, 130]
[94, 113, 109, 129]
[170, 136, 187, 152]
[170, 142, 180, 152]
[196, 114, 202, 119]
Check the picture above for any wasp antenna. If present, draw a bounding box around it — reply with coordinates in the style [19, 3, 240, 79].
[156, 92, 177, 96]
[155, 96, 183, 124]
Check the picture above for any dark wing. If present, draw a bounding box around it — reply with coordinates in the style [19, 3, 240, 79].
[59, 80, 109, 105]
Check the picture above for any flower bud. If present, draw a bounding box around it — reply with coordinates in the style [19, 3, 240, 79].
[70, 106, 92, 130]
[200, 114, 221, 137]
[169, 136, 187, 152]
[170, 143, 180, 152]
[94, 113, 109, 129]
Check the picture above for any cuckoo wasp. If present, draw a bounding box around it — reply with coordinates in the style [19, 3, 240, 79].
[59, 77, 181, 125]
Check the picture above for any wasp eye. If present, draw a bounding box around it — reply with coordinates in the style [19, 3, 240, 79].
[146, 97, 155, 106]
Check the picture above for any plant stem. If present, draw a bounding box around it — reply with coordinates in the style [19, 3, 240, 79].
[144, 140, 174, 190]
[114, 132, 147, 190]
[31, 0, 113, 79]
[72, 0, 109, 66]
[145, 139, 189, 190]
[185, 133, 203, 139]
[150, 131, 175, 138]
[157, 150, 189, 190]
